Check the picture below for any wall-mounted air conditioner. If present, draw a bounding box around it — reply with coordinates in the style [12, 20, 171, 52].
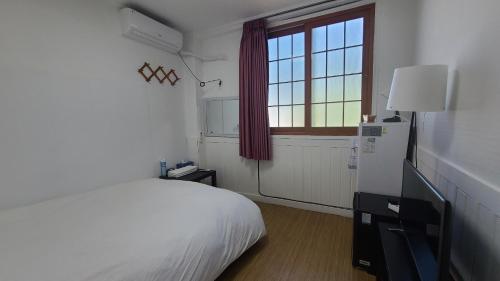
[119, 7, 183, 53]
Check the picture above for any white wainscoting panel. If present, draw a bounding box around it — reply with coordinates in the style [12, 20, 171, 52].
[202, 136, 357, 211]
[259, 137, 356, 209]
[418, 147, 500, 281]
[202, 137, 258, 195]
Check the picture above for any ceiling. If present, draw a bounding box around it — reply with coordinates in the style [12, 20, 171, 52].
[111, 0, 321, 32]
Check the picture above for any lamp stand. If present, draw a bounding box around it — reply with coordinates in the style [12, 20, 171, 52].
[406, 112, 417, 167]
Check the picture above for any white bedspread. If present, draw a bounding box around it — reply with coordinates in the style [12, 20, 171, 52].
[0, 179, 266, 281]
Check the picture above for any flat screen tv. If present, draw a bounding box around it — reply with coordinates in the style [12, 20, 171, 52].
[399, 160, 452, 281]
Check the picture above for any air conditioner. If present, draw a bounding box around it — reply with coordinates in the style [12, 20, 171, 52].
[119, 7, 183, 53]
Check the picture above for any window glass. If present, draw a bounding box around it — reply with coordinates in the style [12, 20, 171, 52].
[268, 84, 278, 106]
[345, 46, 363, 74]
[278, 35, 292, 59]
[346, 18, 364, 47]
[279, 83, 292, 105]
[312, 26, 327, 52]
[328, 22, 344, 49]
[279, 106, 292, 127]
[293, 33, 305, 57]
[327, 103, 343, 127]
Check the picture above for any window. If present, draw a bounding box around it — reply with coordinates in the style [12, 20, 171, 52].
[267, 4, 374, 135]
[268, 33, 305, 128]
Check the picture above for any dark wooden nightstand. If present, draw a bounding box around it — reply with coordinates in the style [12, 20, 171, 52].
[160, 169, 217, 187]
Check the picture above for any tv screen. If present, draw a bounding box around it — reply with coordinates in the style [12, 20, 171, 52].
[399, 160, 452, 281]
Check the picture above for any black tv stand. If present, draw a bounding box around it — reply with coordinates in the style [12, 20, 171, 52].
[378, 222, 420, 281]
[353, 192, 443, 281]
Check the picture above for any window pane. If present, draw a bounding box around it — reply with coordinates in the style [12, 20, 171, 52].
[278, 35, 292, 59]
[268, 84, 278, 106]
[345, 46, 363, 74]
[344, 101, 361, 127]
[312, 79, 326, 103]
[293, 105, 304, 127]
[346, 18, 364, 47]
[327, 49, 344, 76]
[327, 77, 343, 102]
[327, 103, 343, 127]
[328, 22, 344, 49]
[312, 52, 326, 78]
[312, 26, 327, 52]
[311, 26, 326, 53]
[268, 107, 278, 127]
[268, 38, 278, 61]
[292, 81, 305, 104]
[292, 57, 305, 81]
[345, 74, 362, 101]
[279, 106, 292, 127]
[312, 104, 326, 127]
[269, 61, 278, 83]
[279, 83, 292, 105]
[293, 32, 305, 57]
[278, 59, 292, 82]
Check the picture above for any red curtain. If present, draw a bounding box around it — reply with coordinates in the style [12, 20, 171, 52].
[239, 19, 272, 160]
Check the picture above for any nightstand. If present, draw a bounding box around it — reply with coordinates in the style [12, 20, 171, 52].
[160, 169, 217, 187]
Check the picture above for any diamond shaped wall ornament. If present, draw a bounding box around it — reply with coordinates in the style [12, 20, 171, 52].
[138, 62, 155, 82]
[166, 69, 180, 86]
[154, 66, 168, 84]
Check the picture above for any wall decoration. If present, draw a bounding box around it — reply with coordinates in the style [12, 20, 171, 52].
[165, 69, 180, 86]
[138, 62, 155, 82]
[154, 66, 168, 84]
[138, 62, 180, 86]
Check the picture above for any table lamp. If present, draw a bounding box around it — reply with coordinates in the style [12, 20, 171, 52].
[386, 65, 448, 164]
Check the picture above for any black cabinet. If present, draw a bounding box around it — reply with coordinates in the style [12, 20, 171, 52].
[352, 192, 400, 274]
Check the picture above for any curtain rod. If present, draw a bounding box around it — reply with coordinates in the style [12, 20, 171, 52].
[263, 0, 364, 21]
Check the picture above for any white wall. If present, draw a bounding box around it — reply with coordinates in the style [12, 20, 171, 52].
[180, 32, 204, 164]
[0, 0, 187, 209]
[414, 0, 500, 279]
[194, 0, 418, 202]
[416, 0, 500, 190]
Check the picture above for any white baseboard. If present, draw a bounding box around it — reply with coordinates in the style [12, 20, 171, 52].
[238, 192, 353, 218]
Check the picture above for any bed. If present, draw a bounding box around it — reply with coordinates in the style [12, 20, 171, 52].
[0, 178, 266, 281]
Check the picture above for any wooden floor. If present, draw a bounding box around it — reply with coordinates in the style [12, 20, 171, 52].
[217, 202, 375, 281]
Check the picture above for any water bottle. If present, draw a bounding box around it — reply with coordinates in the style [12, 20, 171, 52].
[160, 159, 167, 177]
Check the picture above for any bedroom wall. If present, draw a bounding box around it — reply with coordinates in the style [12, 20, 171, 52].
[0, 0, 188, 210]
[193, 0, 418, 211]
[414, 0, 500, 279]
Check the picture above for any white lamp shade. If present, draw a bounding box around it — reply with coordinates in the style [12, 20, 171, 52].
[387, 65, 448, 112]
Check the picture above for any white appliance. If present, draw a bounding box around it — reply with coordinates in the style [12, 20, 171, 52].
[356, 122, 410, 197]
[119, 8, 183, 54]
[168, 166, 198, 178]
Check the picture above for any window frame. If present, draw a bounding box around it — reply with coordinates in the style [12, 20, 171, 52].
[267, 4, 375, 136]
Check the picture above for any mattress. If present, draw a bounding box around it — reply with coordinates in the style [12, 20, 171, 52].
[0, 179, 266, 281]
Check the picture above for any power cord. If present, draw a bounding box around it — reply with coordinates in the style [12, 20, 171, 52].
[177, 52, 222, 87]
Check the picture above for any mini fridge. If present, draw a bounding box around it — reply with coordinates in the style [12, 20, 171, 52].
[356, 122, 410, 197]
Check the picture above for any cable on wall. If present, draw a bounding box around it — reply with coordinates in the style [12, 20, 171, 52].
[177, 52, 222, 87]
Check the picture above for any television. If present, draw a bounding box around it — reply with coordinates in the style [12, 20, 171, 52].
[399, 160, 452, 281]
